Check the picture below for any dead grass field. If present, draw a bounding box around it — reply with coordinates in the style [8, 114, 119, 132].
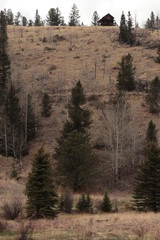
[1, 211, 160, 239]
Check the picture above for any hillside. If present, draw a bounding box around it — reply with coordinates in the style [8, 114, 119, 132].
[1, 25, 160, 189]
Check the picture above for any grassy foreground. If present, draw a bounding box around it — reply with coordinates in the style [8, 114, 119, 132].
[1, 211, 160, 240]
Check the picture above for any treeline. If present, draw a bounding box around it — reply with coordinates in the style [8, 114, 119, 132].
[2, 5, 101, 27]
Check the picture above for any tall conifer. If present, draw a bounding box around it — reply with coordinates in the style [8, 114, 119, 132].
[25, 147, 58, 218]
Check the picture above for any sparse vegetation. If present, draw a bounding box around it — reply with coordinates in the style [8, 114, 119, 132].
[2, 199, 22, 220]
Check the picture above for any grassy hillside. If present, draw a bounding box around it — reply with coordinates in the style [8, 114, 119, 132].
[0, 25, 160, 240]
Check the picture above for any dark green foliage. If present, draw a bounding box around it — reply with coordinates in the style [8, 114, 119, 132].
[56, 81, 96, 191]
[2, 84, 23, 158]
[14, 12, 21, 26]
[119, 12, 128, 43]
[133, 142, 160, 212]
[28, 19, 33, 27]
[119, 11, 135, 45]
[146, 120, 157, 145]
[56, 130, 97, 191]
[34, 9, 41, 26]
[6, 9, 14, 25]
[156, 45, 160, 63]
[56, 80, 91, 143]
[22, 16, 28, 26]
[101, 192, 112, 212]
[25, 147, 58, 218]
[76, 193, 93, 213]
[91, 11, 100, 26]
[46, 8, 62, 26]
[0, 10, 10, 104]
[69, 4, 80, 26]
[146, 76, 160, 113]
[25, 94, 37, 141]
[117, 53, 136, 91]
[41, 93, 52, 117]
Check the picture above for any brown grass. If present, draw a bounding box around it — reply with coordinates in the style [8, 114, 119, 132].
[0, 211, 160, 239]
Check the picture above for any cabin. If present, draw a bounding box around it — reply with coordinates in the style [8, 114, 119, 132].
[98, 13, 115, 26]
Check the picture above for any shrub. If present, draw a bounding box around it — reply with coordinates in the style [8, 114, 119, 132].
[101, 192, 112, 212]
[0, 220, 7, 233]
[42, 36, 47, 43]
[16, 221, 34, 240]
[76, 193, 93, 213]
[3, 199, 22, 220]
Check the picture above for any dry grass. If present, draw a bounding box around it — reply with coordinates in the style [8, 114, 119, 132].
[1, 212, 160, 239]
[5, 25, 160, 160]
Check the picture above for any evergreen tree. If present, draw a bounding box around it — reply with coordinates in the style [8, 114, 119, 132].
[69, 4, 80, 26]
[119, 12, 128, 43]
[146, 120, 158, 145]
[25, 147, 58, 218]
[46, 8, 62, 26]
[22, 16, 28, 26]
[25, 94, 37, 142]
[28, 19, 33, 27]
[150, 11, 155, 32]
[0, 10, 10, 104]
[55, 81, 96, 191]
[56, 130, 97, 191]
[3, 84, 23, 158]
[6, 9, 14, 25]
[119, 11, 135, 45]
[14, 12, 21, 26]
[34, 9, 41, 26]
[41, 93, 52, 117]
[91, 11, 100, 26]
[133, 142, 160, 212]
[117, 53, 136, 91]
[127, 11, 135, 45]
[76, 193, 93, 213]
[146, 76, 160, 113]
[101, 192, 112, 212]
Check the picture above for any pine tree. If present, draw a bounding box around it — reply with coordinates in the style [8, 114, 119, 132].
[117, 53, 136, 91]
[119, 11, 135, 45]
[69, 4, 80, 26]
[3, 84, 23, 158]
[146, 76, 160, 113]
[46, 8, 62, 26]
[91, 11, 100, 26]
[34, 9, 41, 26]
[14, 12, 21, 26]
[146, 120, 157, 145]
[55, 81, 96, 191]
[119, 12, 128, 43]
[56, 130, 97, 191]
[127, 11, 135, 45]
[25, 147, 58, 218]
[22, 16, 28, 26]
[76, 193, 93, 213]
[6, 9, 14, 25]
[150, 11, 155, 32]
[133, 142, 160, 212]
[25, 94, 37, 142]
[0, 10, 10, 104]
[41, 93, 52, 117]
[101, 192, 112, 212]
